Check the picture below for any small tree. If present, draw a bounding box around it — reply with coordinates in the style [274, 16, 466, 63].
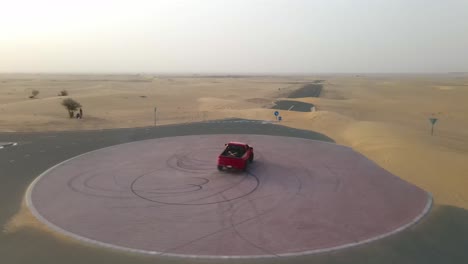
[61, 98, 82, 118]
[58, 90, 68, 96]
[30, 89, 39, 99]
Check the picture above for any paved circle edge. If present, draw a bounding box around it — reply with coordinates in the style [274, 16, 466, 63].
[25, 134, 433, 259]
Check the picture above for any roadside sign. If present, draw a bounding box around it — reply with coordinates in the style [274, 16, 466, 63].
[274, 111, 279, 117]
[278, 116, 282, 121]
[154, 106, 157, 126]
[429, 117, 438, 136]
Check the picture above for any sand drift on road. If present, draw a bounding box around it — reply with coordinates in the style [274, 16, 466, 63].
[27, 135, 430, 258]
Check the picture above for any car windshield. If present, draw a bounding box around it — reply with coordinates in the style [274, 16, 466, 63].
[1, 1, 467, 264]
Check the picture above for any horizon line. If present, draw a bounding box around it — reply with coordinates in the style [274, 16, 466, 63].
[1, 71, 467, 76]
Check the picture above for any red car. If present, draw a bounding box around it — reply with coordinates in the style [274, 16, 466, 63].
[217, 142, 254, 171]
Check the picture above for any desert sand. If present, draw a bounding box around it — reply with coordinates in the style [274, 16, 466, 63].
[1, 73, 468, 213]
[0, 74, 304, 131]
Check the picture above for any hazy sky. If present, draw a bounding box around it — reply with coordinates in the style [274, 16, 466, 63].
[1, 0, 467, 73]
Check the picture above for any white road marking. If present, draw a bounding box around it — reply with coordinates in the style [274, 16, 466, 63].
[0, 142, 18, 149]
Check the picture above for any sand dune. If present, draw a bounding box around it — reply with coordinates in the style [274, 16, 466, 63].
[277, 75, 468, 210]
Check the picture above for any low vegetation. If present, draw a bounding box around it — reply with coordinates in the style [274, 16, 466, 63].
[61, 98, 82, 118]
[58, 90, 68, 96]
[29, 89, 39, 99]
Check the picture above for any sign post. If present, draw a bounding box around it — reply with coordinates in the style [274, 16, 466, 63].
[154, 107, 157, 126]
[274, 111, 279, 121]
[429, 117, 438, 136]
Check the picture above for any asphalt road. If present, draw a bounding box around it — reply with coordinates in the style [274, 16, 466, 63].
[1, 119, 467, 264]
[271, 100, 314, 112]
[287, 83, 322, 98]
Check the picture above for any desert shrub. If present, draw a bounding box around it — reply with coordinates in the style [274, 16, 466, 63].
[58, 90, 68, 96]
[30, 89, 39, 98]
[61, 98, 82, 118]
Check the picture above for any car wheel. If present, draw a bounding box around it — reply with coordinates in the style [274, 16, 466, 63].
[217, 165, 223, 171]
[249, 154, 254, 163]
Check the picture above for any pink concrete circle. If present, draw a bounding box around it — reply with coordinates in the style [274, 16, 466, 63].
[27, 135, 431, 258]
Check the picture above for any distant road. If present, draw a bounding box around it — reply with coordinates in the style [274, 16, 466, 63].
[271, 100, 314, 112]
[287, 83, 322, 98]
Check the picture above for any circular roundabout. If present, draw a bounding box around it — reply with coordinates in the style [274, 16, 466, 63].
[27, 134, 431, 258]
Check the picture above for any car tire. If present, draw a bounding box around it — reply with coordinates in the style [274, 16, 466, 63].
[242, 161, 248, 171]
[249, 154, 254, 163]
[217, 165, 223, 171]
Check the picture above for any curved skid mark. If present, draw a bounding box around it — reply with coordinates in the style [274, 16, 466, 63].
[129, 168, 260, 206]
[26, 133, 433, 259]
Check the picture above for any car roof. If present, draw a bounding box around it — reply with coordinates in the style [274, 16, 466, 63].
[227, 142, 248, 146]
